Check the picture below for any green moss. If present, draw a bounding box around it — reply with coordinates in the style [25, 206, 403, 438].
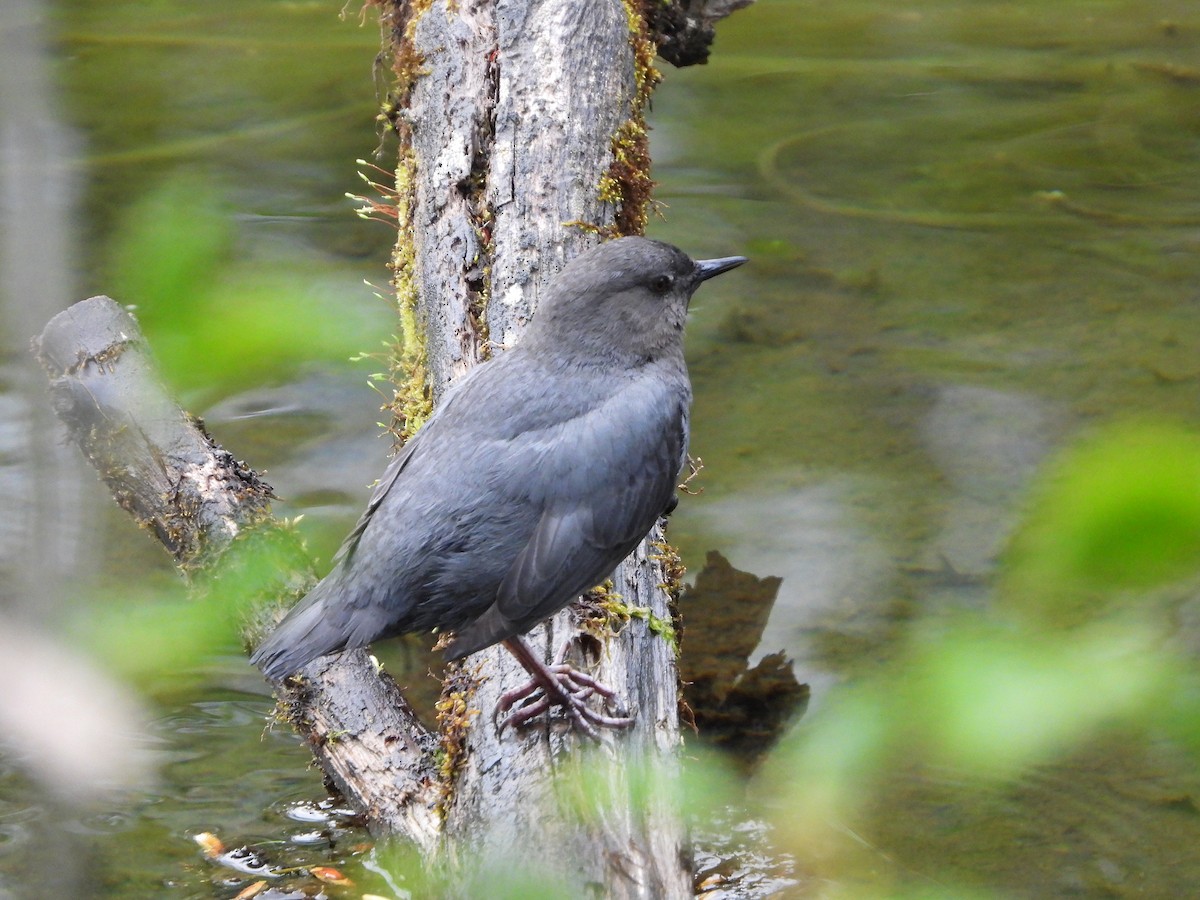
[384, 148, 434, 443]
[374, 0, 434, 119]
[649, 539, 686, 606]
[596, 0, 663, 236]
[433, 668, 480, 817]
[365, 1, 437, 445]
[595, 595, 679, 650]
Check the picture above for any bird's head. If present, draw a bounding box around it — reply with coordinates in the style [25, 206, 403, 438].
[526, 236, 746, 364]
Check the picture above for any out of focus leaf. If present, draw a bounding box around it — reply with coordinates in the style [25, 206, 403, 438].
[108, 176, 235, 328]
[1002, 421, 1200, 627]
[106, 176, 379, 393]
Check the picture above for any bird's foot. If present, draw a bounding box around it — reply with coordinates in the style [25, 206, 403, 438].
[496, 637, 634, 740]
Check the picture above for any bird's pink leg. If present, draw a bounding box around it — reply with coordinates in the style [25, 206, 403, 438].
[496, 636, 634, 740]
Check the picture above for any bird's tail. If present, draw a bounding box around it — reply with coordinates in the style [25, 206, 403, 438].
[250, 584, 348, 681]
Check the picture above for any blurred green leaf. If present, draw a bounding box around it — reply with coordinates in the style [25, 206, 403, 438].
[1003, 422, 1200, 627]
[108, 176, 235, 327]
[367, 840, 575, 900]
[72, 526, 310, 688]
[72, 579, 240, 687]
[754, 419, 1200, 894]
[106, 176, 379, 393]
[149, 268, 381, 389]
[908, 617, 1173, 773]
[753, 684, 895, 852]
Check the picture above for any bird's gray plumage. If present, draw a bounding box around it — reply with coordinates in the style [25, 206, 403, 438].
[251, 237, 745, 680]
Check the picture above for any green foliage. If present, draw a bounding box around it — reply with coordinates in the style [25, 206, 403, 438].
[108, 177, 234, 323]
[72, 577, 239, 690]
[906, 617, 1172, 771]
[106, 176, 379, 394]
[550, 745, 741, 829]
[73, 526, 311, 691]
[363, 842, 577, 899]
[1003, 421, 1200, 626]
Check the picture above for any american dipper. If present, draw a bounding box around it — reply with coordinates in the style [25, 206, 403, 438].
[251, 237, 746, 735]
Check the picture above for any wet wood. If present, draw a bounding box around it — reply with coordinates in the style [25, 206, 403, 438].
[34, 298, 275, 573]
[680, 551, 807, 767]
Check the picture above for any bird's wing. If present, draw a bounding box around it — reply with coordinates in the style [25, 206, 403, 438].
[453, 392, 687, 654]
[328, 434, 423, 568]
[327, 355, 562, 574]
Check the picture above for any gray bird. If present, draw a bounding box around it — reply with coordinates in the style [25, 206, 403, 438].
[251, 237, 746, 735]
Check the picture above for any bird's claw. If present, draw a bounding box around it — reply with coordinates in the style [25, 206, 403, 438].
[495, 640, 633, 740]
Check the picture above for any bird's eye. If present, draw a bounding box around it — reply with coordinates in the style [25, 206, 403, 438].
[649, 274, 673, 294]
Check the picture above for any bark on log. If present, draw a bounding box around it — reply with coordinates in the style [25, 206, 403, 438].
[33, 298, 275, 573]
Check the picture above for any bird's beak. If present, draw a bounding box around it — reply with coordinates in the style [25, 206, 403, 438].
[693, 255, 748, 283]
